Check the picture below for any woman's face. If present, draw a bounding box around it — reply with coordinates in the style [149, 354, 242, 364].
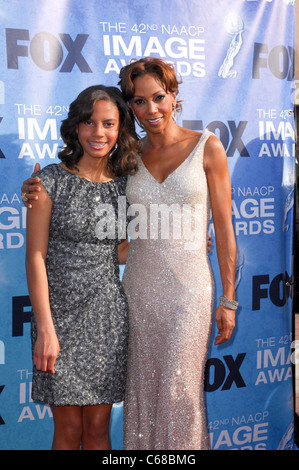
[130, 74, 176, 134]
[77, 99, 119, 161]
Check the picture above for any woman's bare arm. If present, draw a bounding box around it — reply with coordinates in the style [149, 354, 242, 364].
[26, 183, 60, 372]
[204, 135, 237, 345]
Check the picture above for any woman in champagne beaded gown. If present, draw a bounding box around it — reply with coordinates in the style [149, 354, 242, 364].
[119, 58, 237, 450]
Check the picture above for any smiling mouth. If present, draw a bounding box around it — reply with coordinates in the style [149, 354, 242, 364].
[147, 117, 162, 125]
[89, 142, 107, 149]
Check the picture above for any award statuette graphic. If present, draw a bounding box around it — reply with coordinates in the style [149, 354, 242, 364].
[218, 13, 244, 79]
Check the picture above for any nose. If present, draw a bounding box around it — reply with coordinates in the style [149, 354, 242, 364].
[147, 100, 158, 114]
[92, 123, 105, 136]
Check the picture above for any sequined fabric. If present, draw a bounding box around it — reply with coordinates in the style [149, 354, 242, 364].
[30, 164, 129, 406]
[122, 130, 214, 450]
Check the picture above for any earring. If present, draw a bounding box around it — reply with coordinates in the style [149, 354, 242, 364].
[109, 143, 118, 159]
[172, 105, 177, 122]
[133, 114, 145, 131]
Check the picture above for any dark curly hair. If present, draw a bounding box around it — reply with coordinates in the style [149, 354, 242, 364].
[58, 85, 139, 176]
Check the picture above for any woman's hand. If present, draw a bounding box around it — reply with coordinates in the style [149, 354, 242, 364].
[214, 305, 235, 345]
[33, 329, 60, 374]
[21, 163, 41, 208]
[117, 238, 130, 264]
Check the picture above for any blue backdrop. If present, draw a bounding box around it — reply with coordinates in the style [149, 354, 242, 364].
[0, 0, 296, 450]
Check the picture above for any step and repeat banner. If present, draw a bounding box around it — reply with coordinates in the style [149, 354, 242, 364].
[0, 0, 296, 450]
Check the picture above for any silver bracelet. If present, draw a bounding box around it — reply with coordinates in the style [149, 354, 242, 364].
[219, 296, 239, 310]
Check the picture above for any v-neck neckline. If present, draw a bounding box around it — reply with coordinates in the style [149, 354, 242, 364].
[138, 131, 205, 185]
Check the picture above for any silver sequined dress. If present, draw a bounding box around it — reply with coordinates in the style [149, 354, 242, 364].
[122, 130, 214, 450]
[30, 164, 129, 406]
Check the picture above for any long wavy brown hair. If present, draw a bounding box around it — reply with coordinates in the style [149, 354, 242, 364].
[58, 85, 139, 176]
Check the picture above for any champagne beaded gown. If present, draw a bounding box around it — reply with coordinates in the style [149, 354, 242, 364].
[122, 130, 214, 450]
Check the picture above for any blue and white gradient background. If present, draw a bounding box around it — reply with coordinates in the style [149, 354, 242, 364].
[0, 0, 296, 450]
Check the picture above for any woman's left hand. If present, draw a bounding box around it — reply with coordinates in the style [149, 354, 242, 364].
[214, 305, 235, 345]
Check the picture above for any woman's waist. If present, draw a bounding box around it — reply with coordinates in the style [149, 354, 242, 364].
[47, 238, 117, 258]
[128, 235, 209, 254]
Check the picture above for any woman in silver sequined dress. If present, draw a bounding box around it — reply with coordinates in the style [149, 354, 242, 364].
[25, 85, 138, 450]
[118, 58, 237, 450]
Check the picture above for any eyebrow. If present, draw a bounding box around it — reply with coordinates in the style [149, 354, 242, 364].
[87, 117, 118, 122]
[133, 89, 165, 99]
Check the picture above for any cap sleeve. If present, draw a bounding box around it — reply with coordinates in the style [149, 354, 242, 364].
[34, 164, 59, 202]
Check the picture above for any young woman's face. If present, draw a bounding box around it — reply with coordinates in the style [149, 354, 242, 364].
[130, 74, 176, 134]
[77, 99, 119, 160]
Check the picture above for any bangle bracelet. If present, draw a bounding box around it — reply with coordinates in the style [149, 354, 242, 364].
[219, 296, 239, 310]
